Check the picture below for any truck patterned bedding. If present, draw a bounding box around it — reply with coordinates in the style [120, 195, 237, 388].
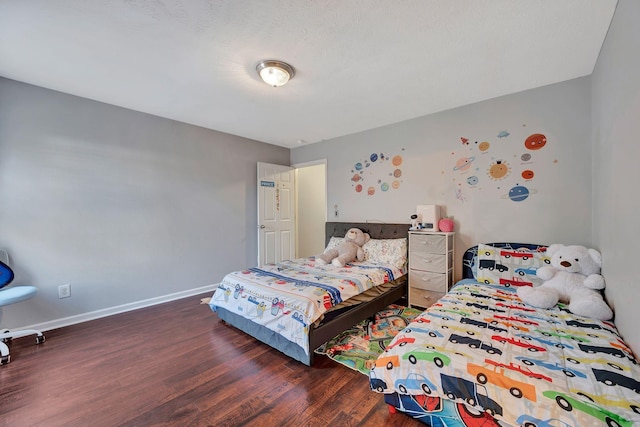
[369, 280, 640, 427]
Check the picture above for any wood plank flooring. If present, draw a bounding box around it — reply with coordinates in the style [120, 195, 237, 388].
[0, 293, 423, 427]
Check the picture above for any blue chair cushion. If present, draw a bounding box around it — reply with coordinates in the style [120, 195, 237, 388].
[0, 260, 15, 289]
[0, 286, 38, 307]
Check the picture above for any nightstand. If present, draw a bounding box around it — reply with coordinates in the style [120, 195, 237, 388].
[408, 231, 455, 309]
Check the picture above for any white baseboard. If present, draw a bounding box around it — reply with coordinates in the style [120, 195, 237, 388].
[21, 284, 219, 332]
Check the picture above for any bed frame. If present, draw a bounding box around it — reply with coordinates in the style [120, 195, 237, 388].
[379, 242, 640, 427]
[215, 222, 409, 366]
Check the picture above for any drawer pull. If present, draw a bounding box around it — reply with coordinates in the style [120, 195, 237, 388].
[422, 259, 433, 263]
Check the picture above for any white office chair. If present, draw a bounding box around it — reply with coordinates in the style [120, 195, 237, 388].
[0, 250, 45, 365]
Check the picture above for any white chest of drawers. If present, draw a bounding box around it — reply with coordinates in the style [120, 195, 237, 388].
[408, 231, 455, 309]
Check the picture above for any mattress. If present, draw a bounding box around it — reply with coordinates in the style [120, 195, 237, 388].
[370, 280, 640, 427]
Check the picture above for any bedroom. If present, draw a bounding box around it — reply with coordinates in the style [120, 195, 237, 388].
[1, 0, 638, 425]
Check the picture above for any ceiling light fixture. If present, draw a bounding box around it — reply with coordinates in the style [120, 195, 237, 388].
[256, 60, 295, 87]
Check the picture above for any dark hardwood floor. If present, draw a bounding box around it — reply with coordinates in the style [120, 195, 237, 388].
[0, 293, 423, 427]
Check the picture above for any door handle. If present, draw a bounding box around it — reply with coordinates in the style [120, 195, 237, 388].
[259, 225, 266, 229]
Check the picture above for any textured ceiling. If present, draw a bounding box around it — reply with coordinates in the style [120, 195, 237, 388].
[0, 1, 617, 148]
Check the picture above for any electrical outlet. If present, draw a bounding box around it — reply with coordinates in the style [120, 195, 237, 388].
[58, 284, 71, 299]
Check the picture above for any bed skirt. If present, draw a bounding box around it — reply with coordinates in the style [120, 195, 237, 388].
[216, 306, 310, 364]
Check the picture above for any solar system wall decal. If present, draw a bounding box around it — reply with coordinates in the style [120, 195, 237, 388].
[448, 129, 552, 203]
[349, 148, 406, 196]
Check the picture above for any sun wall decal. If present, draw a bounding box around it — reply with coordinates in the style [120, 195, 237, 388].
[487, 159, 511, 181]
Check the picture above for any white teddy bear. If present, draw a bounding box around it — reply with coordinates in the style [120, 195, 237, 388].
[517, 244, 613, 320]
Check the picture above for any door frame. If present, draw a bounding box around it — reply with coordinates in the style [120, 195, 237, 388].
[292, 159, 328, 258]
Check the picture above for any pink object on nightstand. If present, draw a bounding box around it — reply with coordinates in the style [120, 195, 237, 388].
[438, 218, 454, 232]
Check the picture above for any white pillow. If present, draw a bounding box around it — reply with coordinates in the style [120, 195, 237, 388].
[363, 238, 407, 269]
[324, 236, 345, 251]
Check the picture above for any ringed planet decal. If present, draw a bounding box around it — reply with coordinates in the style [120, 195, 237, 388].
[453, 156, 475, 172]
[502, 184, 538, 202]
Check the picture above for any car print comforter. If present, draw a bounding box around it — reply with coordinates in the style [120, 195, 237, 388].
[370, 281, 640, 427]
[210, 258, 403, 356]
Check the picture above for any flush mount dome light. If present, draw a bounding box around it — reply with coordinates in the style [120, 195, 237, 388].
[256, 60, 295, 87]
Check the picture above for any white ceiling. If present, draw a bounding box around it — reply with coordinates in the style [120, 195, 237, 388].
[0, 1, 617, 149]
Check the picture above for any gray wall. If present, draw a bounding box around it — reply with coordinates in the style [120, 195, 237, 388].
[292, 77, 593, 280]
[0, 78, 289, 329]
[591, 0, 640, 355]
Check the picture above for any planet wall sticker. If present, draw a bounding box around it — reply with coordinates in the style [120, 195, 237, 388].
[503, 184, 538, 202]
[448, 128, 549, 203]
[525, 133, 547, 150]
[350, 150, 405, 195]
[521, 170, 534, 180]
[453, 156, 475, 172]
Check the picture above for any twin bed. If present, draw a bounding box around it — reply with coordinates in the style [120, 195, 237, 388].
[208, 227, 640, 426]
[370, 243, 640, 427]
[209, 222, 409, 366]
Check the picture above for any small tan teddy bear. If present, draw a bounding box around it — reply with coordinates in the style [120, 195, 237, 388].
[316, 228, 370, 268]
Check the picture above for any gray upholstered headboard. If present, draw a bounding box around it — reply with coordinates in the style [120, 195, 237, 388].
[325, 222, 409, 246]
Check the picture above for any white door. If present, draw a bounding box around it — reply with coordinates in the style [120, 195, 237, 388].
[257, 162, 295, 266]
